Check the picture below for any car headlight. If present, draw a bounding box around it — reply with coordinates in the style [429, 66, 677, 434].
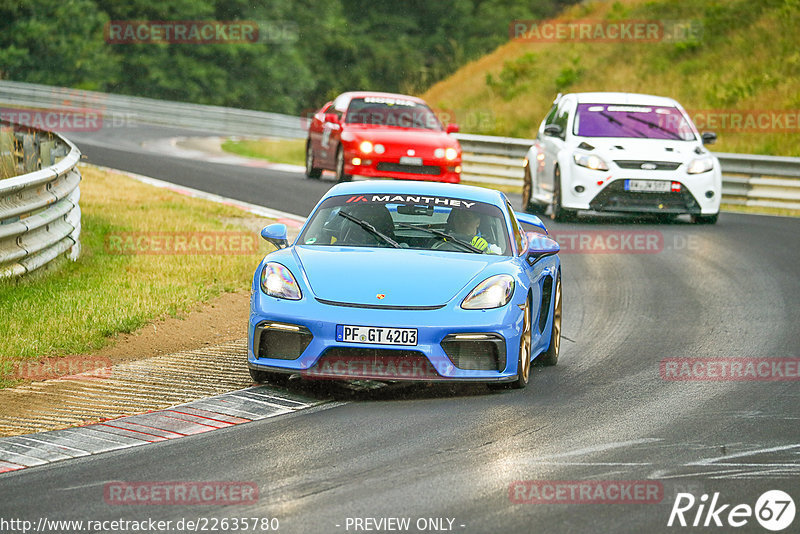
[461, 275, 515, 310]
[687, 156, 714, 174]
[261, 262, 302, 300]
[445, 147, 458, 161]
[359, 140, 373, 154]
[374, 143, 385, 154]
[434, 148, 445, 159]
[573, 152, 608, 171]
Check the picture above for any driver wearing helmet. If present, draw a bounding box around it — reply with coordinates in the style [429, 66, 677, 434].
[446, 209, 501, 254]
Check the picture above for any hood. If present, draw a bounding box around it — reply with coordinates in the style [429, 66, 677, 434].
[294, 246, 503, 307]
[574, 137, 702, 161]
[344, 126, 458, 149]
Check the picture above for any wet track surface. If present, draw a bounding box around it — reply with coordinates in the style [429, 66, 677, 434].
[1, 125, 798, 533]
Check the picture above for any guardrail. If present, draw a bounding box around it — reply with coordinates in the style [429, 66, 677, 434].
[2, 81, 797, 210]
[0, 80, 306, 139]
[0, 122, 81, 278]
[453, 133, 800, 210]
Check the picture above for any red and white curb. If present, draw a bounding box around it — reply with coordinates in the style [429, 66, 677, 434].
[0, 386, 328, 474]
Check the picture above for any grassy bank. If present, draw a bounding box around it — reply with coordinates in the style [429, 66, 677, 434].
[422, 0, 800, 157]
[221, 138, 305, 166]
[0, 165, 271, 388]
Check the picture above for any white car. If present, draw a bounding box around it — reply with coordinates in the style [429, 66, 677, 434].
[522, 92, 721, 224]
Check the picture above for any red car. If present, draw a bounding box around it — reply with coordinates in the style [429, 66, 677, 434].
[305, 91, 462, 183]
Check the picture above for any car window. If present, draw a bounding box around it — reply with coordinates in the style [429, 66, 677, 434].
[506, 203, 525, 255]
[572, 104, 696, 140]
[343, 97, 442, 130]
[300, 194, 511, 255]
[543, 104, 558, 127]
[553, 99, 571, 139]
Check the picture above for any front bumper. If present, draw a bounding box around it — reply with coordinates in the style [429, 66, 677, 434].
[248, 291, 525, 382]
[560, 163, 722, 215]
[345, 157, 461, 184]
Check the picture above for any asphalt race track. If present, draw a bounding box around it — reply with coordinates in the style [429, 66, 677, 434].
[1, 125, 798, 533]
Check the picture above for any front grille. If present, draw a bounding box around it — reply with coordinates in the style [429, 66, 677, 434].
[255, 324, 313, 360]
[613, 160, 682, 171]
[309, 348, 440, 380]
[440, 334, 506, 371]
[377, 162, 441, 175]
[590, 180, 700, 214]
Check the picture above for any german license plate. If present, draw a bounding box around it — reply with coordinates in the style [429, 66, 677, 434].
[336, 325, 418, 346]
[399, 156, 423, 166]
[624, 179, 672, 192]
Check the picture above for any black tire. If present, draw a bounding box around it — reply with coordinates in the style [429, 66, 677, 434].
[523, 165, 546, 215]
[691, 213, 718, 224]
[510, 297, 533, 389]
[336, 146, 352, 182]
[305, 142, 322, 179]
[537, 271, 561, 367]
[550, 166, 576, 222]
[249, 367, 290, 386]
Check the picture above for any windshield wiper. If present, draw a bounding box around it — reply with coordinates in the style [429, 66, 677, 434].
[625, 114, 683, 140]
[338, 211, 402, 248]
[598, 111, 647, 138]
[396, 223, 483, 253]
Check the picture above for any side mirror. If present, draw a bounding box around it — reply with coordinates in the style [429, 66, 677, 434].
[701, 131, 717, 145]
[525, 232, 560, 265]
[324, 113, 340, 124]
[446, 123, 460, 134]
[544, 124, 563, 137]
[515, 212, 548, 234]
[261, 223, 289, 250]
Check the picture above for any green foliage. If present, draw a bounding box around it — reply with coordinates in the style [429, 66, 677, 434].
[486, 53, 539, 101]
[0, 0, 581, 114]
[554, 56, 584, 92]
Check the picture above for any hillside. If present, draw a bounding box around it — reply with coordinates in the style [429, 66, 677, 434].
[422, 0, 800, 156]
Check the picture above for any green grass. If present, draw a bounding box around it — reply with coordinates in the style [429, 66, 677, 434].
[720, 203, 800, 217]
[221, 138, 305, 166]
[422, 0, 800, 157]
[0, 165, 273, 388]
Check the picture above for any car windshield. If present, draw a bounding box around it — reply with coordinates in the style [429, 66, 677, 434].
[299, 194, 512, 255]
[344, 97, 442, 130]
[573, 103, 697, 141]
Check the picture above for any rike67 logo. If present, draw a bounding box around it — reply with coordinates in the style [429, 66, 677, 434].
[668, 490, 795, 531]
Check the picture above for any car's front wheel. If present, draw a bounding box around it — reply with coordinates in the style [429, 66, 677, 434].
[336, 146, 352, 182]
[537, 271, 561, 366]
[523, 165, 546, 215]
[550, 166, 576, 222]
[510, 297, 532, 389]
[305, 142, 322, 179]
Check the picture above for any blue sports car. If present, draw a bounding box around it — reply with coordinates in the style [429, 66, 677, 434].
[248, 181, 561, 389]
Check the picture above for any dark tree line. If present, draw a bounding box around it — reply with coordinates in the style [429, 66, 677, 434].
[0, 0, 579, 113]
